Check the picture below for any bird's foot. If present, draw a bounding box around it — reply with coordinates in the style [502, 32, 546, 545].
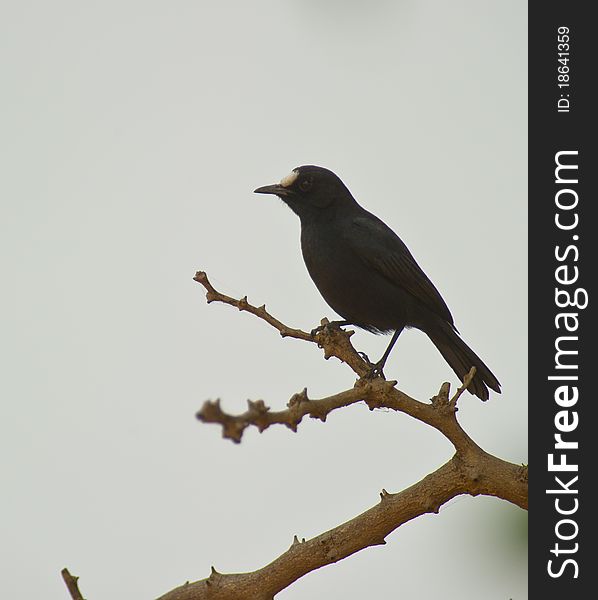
[363, 359, 387, 381]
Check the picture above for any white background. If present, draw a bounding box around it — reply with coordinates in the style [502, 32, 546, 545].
[1, 1, 527, 598]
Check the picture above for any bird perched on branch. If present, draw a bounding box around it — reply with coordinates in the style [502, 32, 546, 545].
[254, 165, 500, 401]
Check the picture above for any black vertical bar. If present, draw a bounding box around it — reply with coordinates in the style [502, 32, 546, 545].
[529, 2, 596, 598]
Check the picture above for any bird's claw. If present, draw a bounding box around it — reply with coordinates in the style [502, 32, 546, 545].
[363, 360, 387, 381]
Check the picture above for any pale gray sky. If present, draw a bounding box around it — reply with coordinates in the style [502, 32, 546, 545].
[1, 1, 527, 598]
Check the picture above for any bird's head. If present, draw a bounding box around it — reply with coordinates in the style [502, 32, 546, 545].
[254, 165, 355, 219]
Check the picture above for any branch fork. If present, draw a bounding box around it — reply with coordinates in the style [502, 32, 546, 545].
[63, 271, 527, 600]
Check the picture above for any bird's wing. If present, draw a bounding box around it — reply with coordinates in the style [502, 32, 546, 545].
[348, 214, 455, 326]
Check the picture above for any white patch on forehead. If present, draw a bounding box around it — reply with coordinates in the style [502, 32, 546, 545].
[280, 170, 299, 188]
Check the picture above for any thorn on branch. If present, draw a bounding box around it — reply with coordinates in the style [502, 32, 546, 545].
[290, 535, 306, 549]
[432, 382, 451, 408]
[379, 488, 391, 501]
[310, 409, 328, 422]
[288, 388, 309, 407]
[425, 499, 441, 514]
[247, 399, 271, 432]
[372, 538, 387, 546]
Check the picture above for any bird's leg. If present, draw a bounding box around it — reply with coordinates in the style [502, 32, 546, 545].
[310, 320, 353, 337]
[366, 328, 404, 379]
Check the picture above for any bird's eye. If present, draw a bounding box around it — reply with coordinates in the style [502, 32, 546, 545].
[299, 178, 313, 192]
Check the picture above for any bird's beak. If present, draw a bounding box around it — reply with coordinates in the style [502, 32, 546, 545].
[253, 184, 290, 197]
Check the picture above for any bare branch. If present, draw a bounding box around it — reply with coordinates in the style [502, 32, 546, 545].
[156, 456, 527, 600]
[184, 271, 527, 599]
[194, 271, 313, 342]
[194, 271, 370, 376]
[66, 271, 527, 600]
[192, 271, 527, 492]
[61, 568, 86, 600]
[197, 375, 481, 459]
[197, 387, 369, 443]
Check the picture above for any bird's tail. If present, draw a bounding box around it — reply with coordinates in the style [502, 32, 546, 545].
[426, 322, 501, 401]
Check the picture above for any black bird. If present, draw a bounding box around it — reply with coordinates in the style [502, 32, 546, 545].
[254, 165, 501, 401]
